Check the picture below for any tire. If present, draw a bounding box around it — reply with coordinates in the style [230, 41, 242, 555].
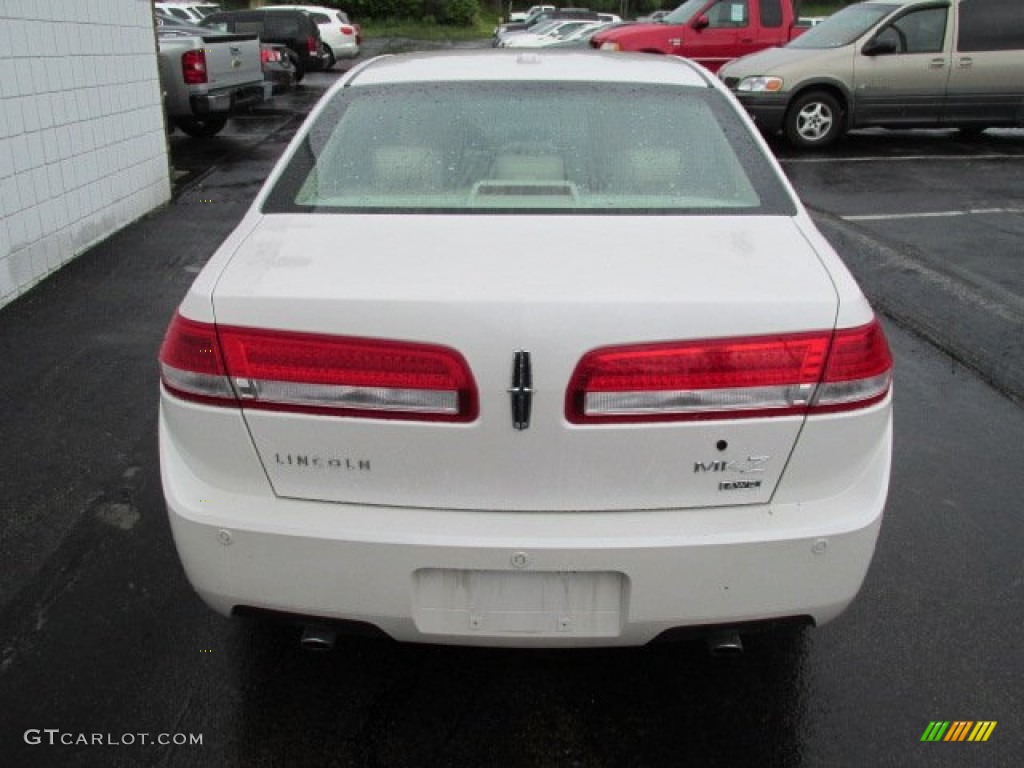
[322, 44, 336, 71]
[287, 50, 305, 83]
[784, 90, 843, 149]
[174, 115, 228, 138]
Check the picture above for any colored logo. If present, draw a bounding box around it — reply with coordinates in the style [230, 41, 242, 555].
[921, 721, 997, 742]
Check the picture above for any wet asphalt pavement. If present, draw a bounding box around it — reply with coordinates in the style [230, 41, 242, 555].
[1, 47, 1022, 767]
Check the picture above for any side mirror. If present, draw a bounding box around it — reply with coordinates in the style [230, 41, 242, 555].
[862, 37, 898, 56]
[692, 14, 710, 31]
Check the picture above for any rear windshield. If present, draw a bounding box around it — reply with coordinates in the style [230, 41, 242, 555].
[263, 81, 795, 216]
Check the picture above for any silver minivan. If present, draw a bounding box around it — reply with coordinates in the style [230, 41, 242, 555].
[719, 0, 1024, 147]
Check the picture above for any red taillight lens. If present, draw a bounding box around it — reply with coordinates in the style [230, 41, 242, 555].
[340, 24, 354, 36]
[159, 314, 478, 422]
[181, 49, 208, 85]
[815, 320, 893, 413]
[566, 320, 891, 424]
[260, 48, 280, 64]
[307, 35, 318, 54]
[159, 314, 232, 405]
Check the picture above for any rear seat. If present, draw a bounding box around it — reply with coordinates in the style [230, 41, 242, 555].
[372, 146, 444, 191]
[610, 147, 684, 193]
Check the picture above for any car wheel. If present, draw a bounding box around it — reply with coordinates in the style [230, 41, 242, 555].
[174, 115, 228, 138]
[322, 44, 336, 70]
[785, 90, 843, 149]
[287, 50, 305, 82]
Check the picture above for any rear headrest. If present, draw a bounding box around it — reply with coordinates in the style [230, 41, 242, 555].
[372, 146, 443, 190]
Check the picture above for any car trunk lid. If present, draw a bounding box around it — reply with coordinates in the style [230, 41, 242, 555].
[209, 213, 839, 511]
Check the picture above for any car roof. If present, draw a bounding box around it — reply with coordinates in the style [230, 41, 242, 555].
[264, 4, 339, 11]
[857, 0, 921, 6]
[157, 22, 216, 35]
[350, 50, 712, 88]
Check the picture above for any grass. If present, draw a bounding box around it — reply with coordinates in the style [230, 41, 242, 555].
[359, 17, 497, 41]
[801, 1, 846, 14]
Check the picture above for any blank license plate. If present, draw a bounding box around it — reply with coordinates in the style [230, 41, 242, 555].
[413, 569, 624, 638]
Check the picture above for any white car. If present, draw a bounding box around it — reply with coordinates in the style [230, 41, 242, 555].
[155, 2, 221, 24]
[509, 5, 556, 23]
[160, 50, 893, 650]
[501, 20, 604, 48]
[265, 4, 360, 67]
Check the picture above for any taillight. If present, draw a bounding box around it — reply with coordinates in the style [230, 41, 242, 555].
[159, 314, 232, 405]
[814, 320, 893, 413]
[260, 48, 280, 64]
[181, 49, 208, 85]
[307, 35, 318, 54]
[566, 320, 891, 423]
[159, 314, 478, 422]
[340, 24, 354, 36]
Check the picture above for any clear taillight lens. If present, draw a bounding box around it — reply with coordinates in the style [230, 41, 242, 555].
[566, 320, 892, 423]
[159, 314, 478, 422]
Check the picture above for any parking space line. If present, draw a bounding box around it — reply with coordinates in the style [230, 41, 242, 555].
[843, 207, 1024, 222]
[783, 154, 1024, 164]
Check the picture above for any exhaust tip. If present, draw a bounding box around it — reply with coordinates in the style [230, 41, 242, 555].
[300, 625, 337, 651]
[706, 631, 744, 656]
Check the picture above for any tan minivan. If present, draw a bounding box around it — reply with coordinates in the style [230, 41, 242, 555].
[719, 0, 1024, 147]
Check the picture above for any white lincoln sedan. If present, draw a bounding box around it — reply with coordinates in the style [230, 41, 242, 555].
[159, 51, 893, 649]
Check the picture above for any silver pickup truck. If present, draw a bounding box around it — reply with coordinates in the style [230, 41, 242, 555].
[157, 25, 268, 137]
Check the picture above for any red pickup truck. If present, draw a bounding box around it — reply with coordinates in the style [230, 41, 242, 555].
[591, 0, 809, 72]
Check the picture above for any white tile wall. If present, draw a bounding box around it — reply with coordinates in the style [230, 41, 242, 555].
[0, 0, 171, 306]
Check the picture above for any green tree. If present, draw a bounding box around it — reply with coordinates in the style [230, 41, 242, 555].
[441, 0, 481, 25]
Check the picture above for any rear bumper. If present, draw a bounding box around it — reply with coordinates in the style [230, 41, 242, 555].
[189, 83, 266, 115]
[160, 397, 891, 648]
[263, 68, 295, 94]
[303, 51, 331, 71]
[327, 39, 359, 58]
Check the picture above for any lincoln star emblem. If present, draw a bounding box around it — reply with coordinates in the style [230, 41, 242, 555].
[509, 350, 533, 430]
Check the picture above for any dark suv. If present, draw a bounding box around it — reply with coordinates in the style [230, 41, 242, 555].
[202, 8, 328, 81]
